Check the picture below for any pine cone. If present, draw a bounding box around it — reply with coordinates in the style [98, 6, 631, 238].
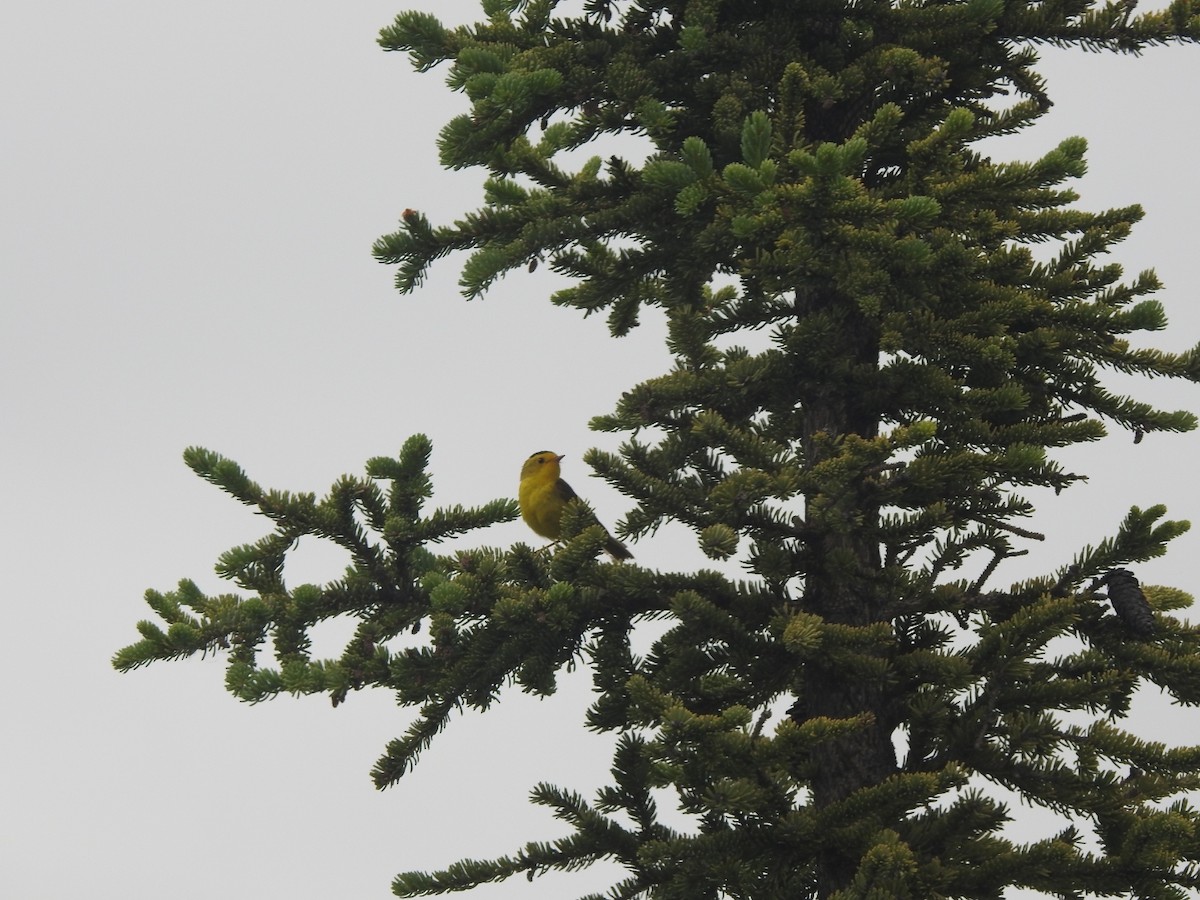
[1098, 568, 1155, 637]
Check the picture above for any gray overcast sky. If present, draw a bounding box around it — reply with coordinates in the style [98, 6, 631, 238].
[3, 3, 1199, 898]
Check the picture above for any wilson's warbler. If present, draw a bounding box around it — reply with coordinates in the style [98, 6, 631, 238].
[519, 451, 633, 560]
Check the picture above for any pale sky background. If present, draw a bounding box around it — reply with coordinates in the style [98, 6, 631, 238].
[3, 2, 1199, 898]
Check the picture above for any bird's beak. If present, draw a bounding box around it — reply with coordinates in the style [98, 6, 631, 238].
[556, 454, 565, 462]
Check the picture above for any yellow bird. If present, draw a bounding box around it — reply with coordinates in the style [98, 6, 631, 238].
[519, 451, 633, 560]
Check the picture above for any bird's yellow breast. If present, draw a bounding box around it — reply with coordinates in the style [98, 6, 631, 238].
[519, 451, 567, 540]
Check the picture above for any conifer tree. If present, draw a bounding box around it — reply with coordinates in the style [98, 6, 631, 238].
[115, 1, 1200, 897]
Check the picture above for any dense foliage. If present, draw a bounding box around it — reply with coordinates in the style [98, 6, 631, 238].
[117, 1, 1200, 896]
